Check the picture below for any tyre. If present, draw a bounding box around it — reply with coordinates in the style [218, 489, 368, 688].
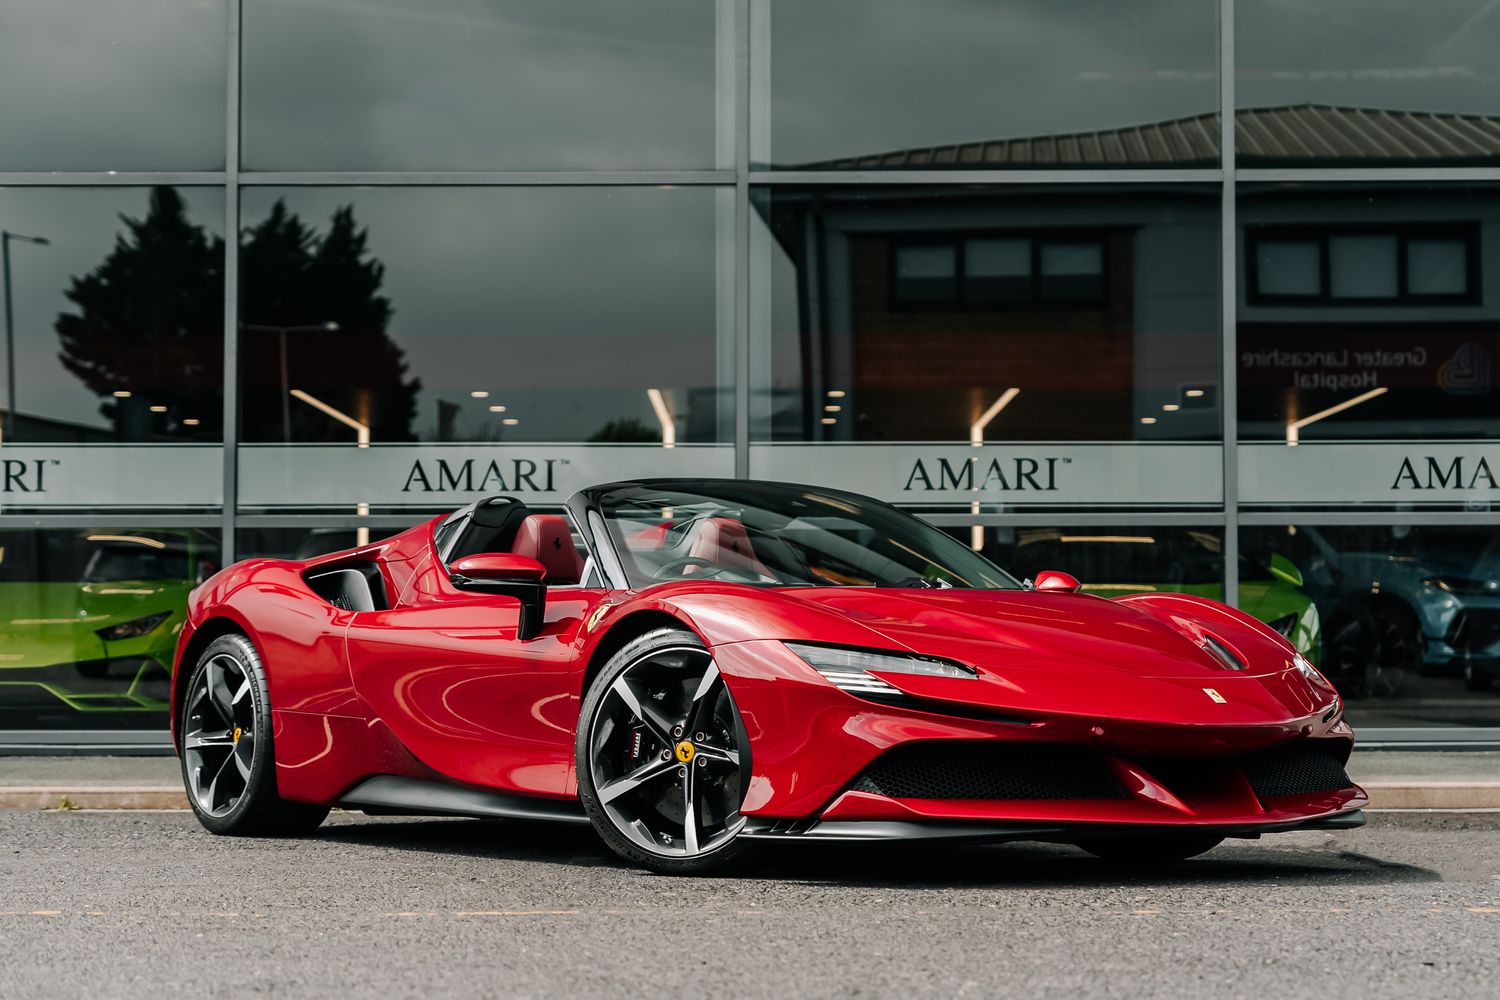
[1331, 608, 1417, 700]
[179, 633, 329, 836]
[577, 627, 753, 875]
[1078, 834, 1225, 864]
[1362, 610, 1419, 699]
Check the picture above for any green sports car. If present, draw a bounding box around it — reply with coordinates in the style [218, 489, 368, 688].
[0, 530, 213, 728]
[1003, 529, 1322, 661]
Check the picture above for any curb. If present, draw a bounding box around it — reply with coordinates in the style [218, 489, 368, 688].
[0, 786, 187, 810]
[1361, 781, 1500, 810]
[1, 783, 1499, 813]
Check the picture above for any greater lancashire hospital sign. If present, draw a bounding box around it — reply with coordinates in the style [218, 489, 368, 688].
[2, 441, 1497, 509]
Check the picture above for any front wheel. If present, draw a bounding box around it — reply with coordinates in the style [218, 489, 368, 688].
[1078, 834, 1224, 864]
[180, 633, 329, 836]
[577, 628, 753, 874]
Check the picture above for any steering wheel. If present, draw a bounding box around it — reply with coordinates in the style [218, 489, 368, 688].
[651, 556, 726, 581]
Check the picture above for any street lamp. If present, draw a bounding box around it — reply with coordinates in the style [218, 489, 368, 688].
[240, 321, 340, 442]
[3, 230, 50, 441]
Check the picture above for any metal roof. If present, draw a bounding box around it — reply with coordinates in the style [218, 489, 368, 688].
[797, 104, 1500, 169]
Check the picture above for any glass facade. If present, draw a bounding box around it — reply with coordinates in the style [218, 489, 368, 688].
[1, 1, 1498, 741]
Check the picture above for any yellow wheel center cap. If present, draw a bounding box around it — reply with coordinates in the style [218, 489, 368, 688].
[232, 726, 242, 744]
[674, 740, 695, 763]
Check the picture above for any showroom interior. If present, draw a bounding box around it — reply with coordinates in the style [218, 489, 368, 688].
[1, 0, 1498, 747]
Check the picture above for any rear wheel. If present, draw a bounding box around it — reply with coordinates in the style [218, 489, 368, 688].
[180, 634, 329, 836]
[577, 628, 752, 875]
[1078, 834, 1224, 864]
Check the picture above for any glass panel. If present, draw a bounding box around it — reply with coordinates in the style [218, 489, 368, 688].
[761, 0, 1219, 169]
[1329, 236, 1398, 299]
[1238, 184, 1500, 442]
[1238, 0, 1500, 166]
[1408, 239, 1469, 296]
[965, 239, 1031, 304]
[0, 1, 227, 171]
[1038, 242, 1105, 301]
[0, 187, 226, 443]
[0, 527, 219, 731]
[953, 523, 1228, 598]
[239, 186, 724, 446]
[242, 0, 719, 171]
[893, 245, 958, 304]
[752, 185, 1221, 443]
[1255, 241, 1320, 297]
[1241, 525, 1500, 729]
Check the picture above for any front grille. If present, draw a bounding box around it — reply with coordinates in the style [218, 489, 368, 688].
[1240, 742, 1352, 799]
[848, 743, 1127, 800]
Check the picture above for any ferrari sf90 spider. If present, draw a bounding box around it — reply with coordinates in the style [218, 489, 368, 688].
[173, 480, 1365, 873]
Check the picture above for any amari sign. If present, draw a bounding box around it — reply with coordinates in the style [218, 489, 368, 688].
[750, 443, 1223, 507]
[1240, 442, 1500, 506]
[237, 444, 734, 508]
[0, 446, 222, 508]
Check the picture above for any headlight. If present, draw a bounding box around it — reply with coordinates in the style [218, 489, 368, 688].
[786, 642, 975, 698]
[1422, 576, 1497, 596]
[95, 612, 170, 642]
[1292, 651, 1323, 681]
[1267, 613, 1298, 638]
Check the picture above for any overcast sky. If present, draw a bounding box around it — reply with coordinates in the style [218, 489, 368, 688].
[5, 1, 1500, 173]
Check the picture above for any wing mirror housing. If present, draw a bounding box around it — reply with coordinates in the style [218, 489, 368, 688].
[449, 553, 547, 640]
[1032, 569, 1082, 593]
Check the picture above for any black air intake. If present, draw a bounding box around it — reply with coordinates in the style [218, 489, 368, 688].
[848, 743, 1127, 801]
[1240, 742, 1353, 800]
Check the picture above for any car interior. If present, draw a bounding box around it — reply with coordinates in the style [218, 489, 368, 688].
[437, 496, 589, 586]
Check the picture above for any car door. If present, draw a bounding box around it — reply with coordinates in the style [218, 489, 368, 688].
[343, 549, 605, 798]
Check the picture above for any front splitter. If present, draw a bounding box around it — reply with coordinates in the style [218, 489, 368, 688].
[741, 808, 1366, 844]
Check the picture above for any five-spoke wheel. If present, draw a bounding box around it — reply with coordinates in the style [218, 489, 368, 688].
[578, 628, 751, 873]
[183, 651, 257, 817]
[179, 633, 329, 836]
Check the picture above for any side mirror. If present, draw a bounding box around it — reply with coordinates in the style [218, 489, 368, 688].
[1267, 552, 1304, 589]
[1032, 569, 1082, 593]
[450, 553, 547, 640]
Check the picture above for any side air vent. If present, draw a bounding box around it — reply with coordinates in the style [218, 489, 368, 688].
[1202, 632, 1246, 671]
[848, 743, 1127, 801]
[306, 564, 388, 612]
[1240, 742, 1353, 800]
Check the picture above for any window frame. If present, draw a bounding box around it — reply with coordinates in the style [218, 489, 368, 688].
[1246, 223, 1481, 306]
[888, 229, 1112, 310]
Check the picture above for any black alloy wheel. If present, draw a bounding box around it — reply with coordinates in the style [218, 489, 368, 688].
[577, 628, 753, 874]
[180, 633, 329, 836]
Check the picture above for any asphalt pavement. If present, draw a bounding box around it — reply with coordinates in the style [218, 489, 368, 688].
[0, 809, 1496, 999]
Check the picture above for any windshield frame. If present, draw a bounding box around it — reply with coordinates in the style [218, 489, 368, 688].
[567, 478, 1021, 592]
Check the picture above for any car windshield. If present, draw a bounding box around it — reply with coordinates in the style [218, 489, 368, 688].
[597, 482, 1019, 590]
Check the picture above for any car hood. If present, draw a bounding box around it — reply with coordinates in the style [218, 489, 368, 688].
[768, 586, 1294, 680]
[651, 583, 1339, 731]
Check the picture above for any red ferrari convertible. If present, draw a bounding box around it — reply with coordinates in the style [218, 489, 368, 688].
[173, 479, 1365, 873]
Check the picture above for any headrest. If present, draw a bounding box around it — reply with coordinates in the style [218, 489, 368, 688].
[511, 514, 585, 585]
[687, 517, 770, 578]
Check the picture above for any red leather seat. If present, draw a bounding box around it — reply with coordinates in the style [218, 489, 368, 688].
[687, 517, 771, 578]
[511, 514, 585, 584]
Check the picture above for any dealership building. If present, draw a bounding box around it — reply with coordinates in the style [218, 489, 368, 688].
[2, 0, 1498, 748]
